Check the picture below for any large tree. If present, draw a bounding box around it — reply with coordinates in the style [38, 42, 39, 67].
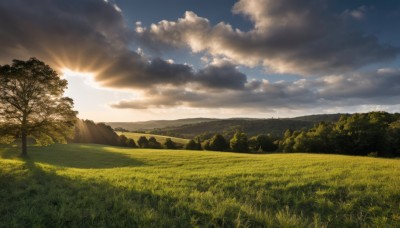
[0, 58, 77, 156]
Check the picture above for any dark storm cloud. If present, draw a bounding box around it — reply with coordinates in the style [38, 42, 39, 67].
[136, 0, 399, 75]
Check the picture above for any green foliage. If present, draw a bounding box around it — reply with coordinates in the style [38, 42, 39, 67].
[0, 144, 399, 227]
[229, 131, 249, 152]
[207, 134, 229, 151]
[148, 137, 162, 149]
[0, 58, 77, 155]
[118, 135, 128, 147]
[164, 138, 177, 149]
[137, 136, 148, 148]
[280, 112, 400, 156]
[185, 139, 202, 150]
[127, 139, 137, 148]
[117, 132, 189, 145]
[73, 120, 119, 146]
[387, 120, 400, 156]
[149, 117, 340, 139]
[249, 134, 277, 152]
[114, 127, 129, 132]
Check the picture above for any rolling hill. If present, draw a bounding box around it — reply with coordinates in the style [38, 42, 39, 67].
[106, 114, 344, 139]
[149, 114, 344, 139]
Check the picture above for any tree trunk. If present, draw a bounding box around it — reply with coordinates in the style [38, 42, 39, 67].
[21, 127, 28, 157]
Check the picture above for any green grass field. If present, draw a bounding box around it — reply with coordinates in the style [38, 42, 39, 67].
[1, 144, 399, 227]
[117, 132, 189, 145]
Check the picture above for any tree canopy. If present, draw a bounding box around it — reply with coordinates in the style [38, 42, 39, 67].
[230, 131, 249, 152]
[0, 58, 77, 156]
[279, 112, 400, 157]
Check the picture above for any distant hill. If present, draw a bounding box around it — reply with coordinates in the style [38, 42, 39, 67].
[149, 119, 312, 139]
[150, 114, 344, 139]
[290, 113, 345, 122]
[106, 118, 217, 131]
[106, 114, 345, 139]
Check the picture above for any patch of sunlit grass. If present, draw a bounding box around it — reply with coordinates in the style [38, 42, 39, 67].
[0, 144, 399, 227]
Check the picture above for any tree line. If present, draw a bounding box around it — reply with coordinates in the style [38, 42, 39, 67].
[56, 112, 400, 157]
[182, 111, 400, 157]
[278, 112, 400, 157]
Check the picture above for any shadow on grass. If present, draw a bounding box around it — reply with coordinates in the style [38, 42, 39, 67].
[0, 143, 145, 169]
[0, 160, 212, 227]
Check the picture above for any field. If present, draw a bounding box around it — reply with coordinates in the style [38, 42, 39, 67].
[117, 132, 189, 145]
[1, 144, 399, 227]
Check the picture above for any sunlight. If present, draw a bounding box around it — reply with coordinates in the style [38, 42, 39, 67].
[61, 68, 100, 89]
[61, 68, 95, 78]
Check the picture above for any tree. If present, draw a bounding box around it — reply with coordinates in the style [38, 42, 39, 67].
[0, 58, 77, 156]
[72, 119, 119, 146]
[185, 139, 202, 150]
[334, 112, 390, 155]
[249, 134, 277, 152]
[164, 138, 177, 149]
[208, 134, 228, 151]
[118, 134, 128, 147]
[137, 136, 148, 148]
[127, 138, 137, 148]
[148, 137, 162, 149]
[230, 131, 249, 152]
[387, 120, 400, 157]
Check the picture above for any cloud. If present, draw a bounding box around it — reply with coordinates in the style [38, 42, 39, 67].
[1, 0, 400, 115]
[0, 0, 250, 91]
[136, 0, 398, 75]
[343, 6, 369, 21]
[195, 62, 247, 90]
[111, 68, 400, 110]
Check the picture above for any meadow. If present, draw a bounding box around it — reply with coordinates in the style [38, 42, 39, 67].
[0, 144, 399, 227]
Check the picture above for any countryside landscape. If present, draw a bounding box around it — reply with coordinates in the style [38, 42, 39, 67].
[1, 0, 400, 227]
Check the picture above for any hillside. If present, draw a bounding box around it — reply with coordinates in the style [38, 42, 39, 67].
[150, 117, 340, 139]
[108, 114, 344, 139]
[106, 118, 217, 131]
[290, 113, 344, 122]
[1, 144, 399, 227]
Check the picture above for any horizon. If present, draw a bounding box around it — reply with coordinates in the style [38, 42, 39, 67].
[1, 0, 400, 122]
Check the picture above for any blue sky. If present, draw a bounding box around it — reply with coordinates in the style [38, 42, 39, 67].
[0, 0, 400, 121]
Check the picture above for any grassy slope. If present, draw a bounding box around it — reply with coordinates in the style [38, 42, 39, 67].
[0, 144, 399, 227]
[117, 132, 189, 145]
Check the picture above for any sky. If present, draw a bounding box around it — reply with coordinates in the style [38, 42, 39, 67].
[0, 0, 400, 122]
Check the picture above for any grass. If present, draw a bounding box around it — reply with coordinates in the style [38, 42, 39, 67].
[0, 144, 399, 227]
[117, 132, 189, 145]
